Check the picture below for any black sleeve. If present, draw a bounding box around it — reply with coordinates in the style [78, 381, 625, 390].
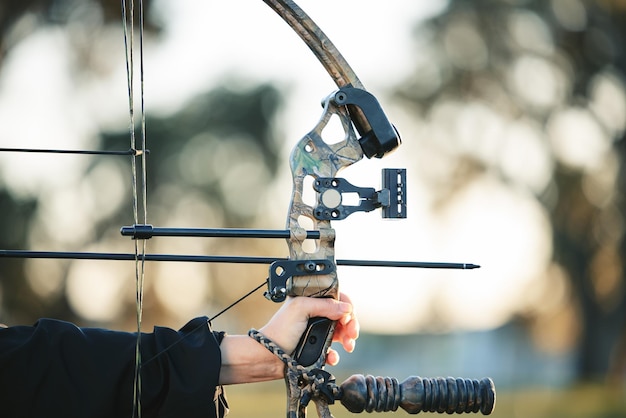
[0, 316, 227, 418]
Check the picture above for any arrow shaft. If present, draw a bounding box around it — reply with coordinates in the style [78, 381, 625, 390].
[0, 250, 477, 269]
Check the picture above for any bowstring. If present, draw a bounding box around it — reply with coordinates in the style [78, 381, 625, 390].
[119, 2, 268, 411]
[122, 0, 147, 417]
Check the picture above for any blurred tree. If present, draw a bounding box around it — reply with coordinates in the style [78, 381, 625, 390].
[0, 190, 39, 323]
[395, 0, 626, 382]
[91, 83, 283, 330]
[97, 83, 282, 231]
[0, 0, 161, 325]
[0, 0, 160, 67]
[0, 1, 285, 330]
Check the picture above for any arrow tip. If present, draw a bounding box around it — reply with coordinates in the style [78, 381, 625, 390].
[465, 263, 481, 269]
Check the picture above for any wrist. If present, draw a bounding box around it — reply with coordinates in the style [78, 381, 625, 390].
[219, 335, 284, 385]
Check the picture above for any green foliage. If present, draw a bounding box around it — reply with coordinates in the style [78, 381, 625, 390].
[394, 0, 626, 382]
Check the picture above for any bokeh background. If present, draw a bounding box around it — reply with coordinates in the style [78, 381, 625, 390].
[0, 0, 625, 416]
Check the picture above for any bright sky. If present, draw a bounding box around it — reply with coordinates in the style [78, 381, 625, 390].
[0, 0, 557, 333]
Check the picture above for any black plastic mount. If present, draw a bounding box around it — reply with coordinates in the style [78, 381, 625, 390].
[265, 259, 336, 303]
[313, 168, 407, 221]
[330, 87, 401, 159]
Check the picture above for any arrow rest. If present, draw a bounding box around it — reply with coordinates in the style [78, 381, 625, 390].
[265, 259, 336, 302]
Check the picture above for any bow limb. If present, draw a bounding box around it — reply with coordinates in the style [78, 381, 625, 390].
[262, 0, 362, 89]
[262, 0, 373, 141]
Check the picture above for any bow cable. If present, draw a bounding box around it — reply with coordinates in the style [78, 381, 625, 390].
[121, 0, 148, 417]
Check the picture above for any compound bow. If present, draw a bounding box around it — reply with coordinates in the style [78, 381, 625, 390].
[0, 1, 496, 417]
[125, 1, 496, 416]
[245, 2, 495, 416]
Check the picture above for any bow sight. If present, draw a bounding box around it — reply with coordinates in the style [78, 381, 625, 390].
[313, 169, 407, 220]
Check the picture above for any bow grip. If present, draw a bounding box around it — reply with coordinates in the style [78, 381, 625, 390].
[293, 316, 335, 367]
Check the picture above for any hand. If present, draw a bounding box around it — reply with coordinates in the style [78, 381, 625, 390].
[219, 293, 359, 384]
[259, 293, 360, 366]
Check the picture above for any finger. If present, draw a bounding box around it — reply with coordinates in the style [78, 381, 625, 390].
[344, 313, 360, 340]
[300, 297, 352, 321]
[325, 348, 340, 366]
[338, 292, 359, 333]
[295, 295, 359, 353]
[342, 335, 356, 353]
[339, 292, 353, 304]
[333, 320, 358, 353]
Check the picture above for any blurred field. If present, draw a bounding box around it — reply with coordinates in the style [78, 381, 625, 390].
[223, 381, 626, 418]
